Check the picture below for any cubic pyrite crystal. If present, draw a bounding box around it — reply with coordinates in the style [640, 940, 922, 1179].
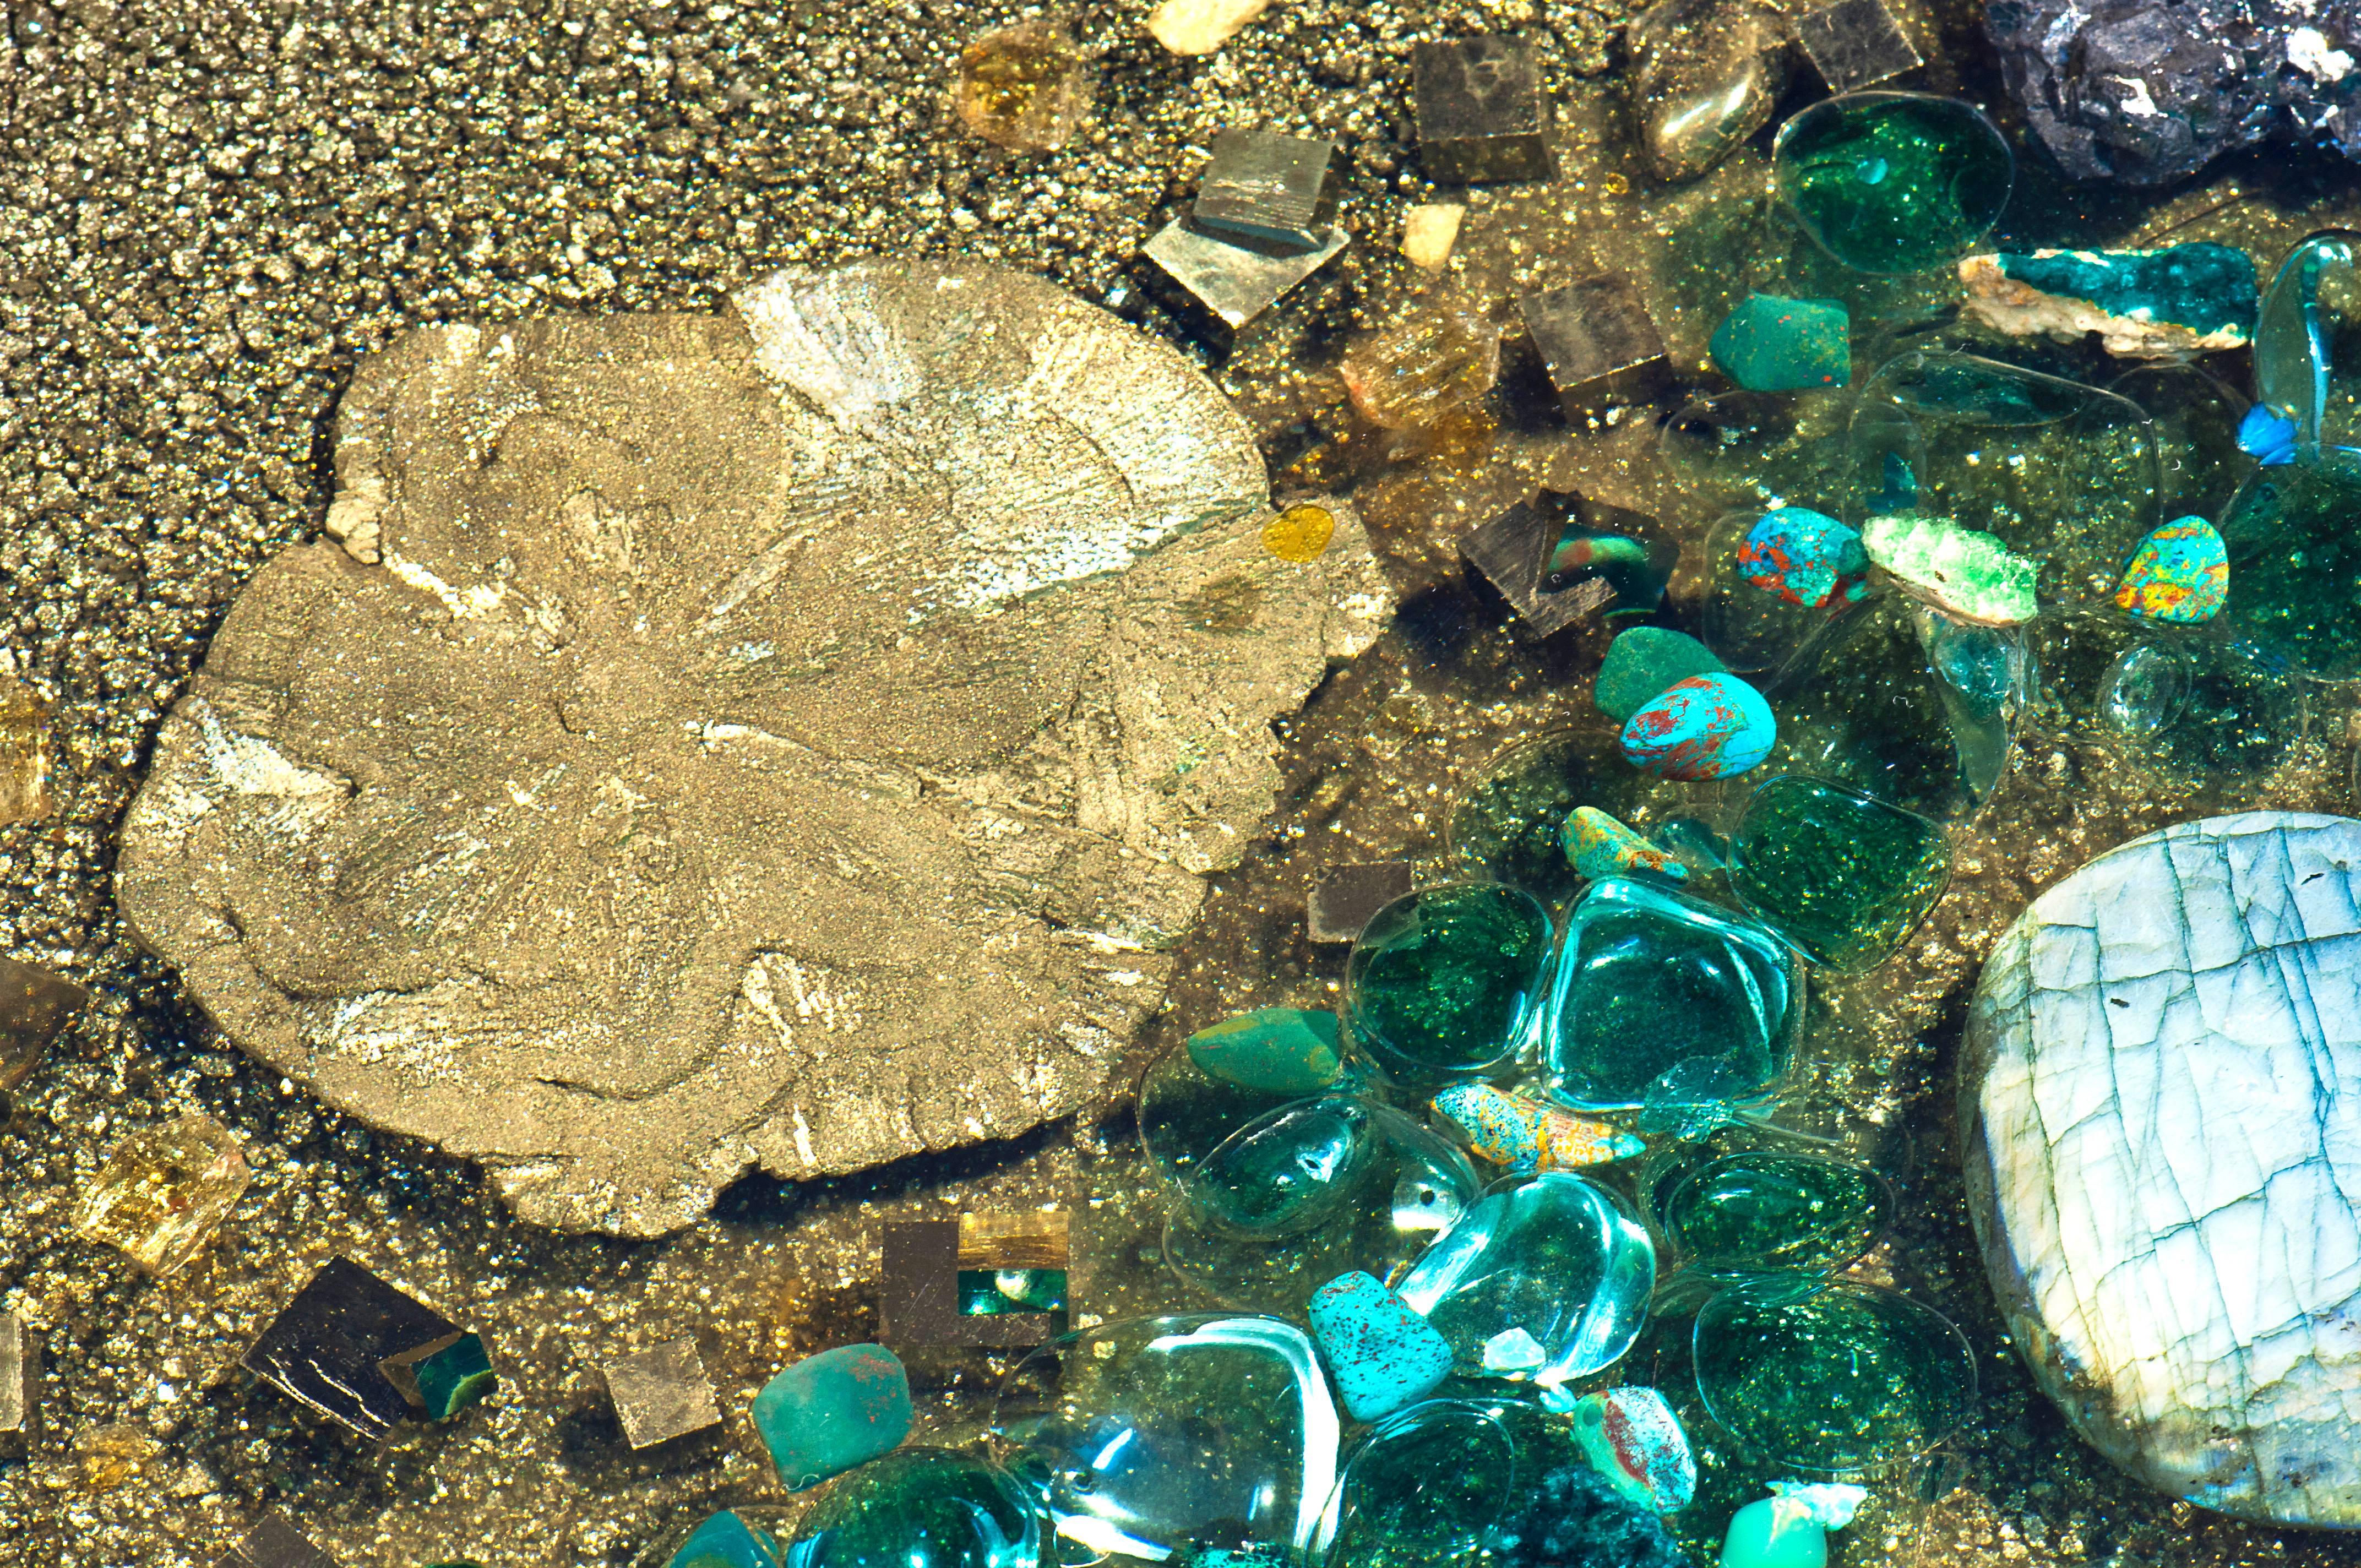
[1519, 275, 1669, 418]
[1195, 128, 1339, 249]
[1413, 36, 1553, 183]
[601, 1338, 722, 1450]
[1794, 0, 1924, 92]
[0, 1313, 35, 1460]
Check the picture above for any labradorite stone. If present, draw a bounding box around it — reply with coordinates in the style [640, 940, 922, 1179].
[1774, 93, 2012, 275]
[1661, 1152, 1891, 1274]
[1964, 813, 2361, 1527]
[1346, 882, 1554, 1084]
[787, 1449, 1043, 1568]
[1728, 775, 1950, 973]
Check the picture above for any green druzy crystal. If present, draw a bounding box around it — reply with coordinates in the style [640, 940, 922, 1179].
[1773, 92, 2012, 275]
[1186, 1008, 1344, 1097]
[1662, 1152, 1892, 1274]
[751, 1344, 913, 1492]
[1595, 627, 1727, 725]
[1727, 775, 1950, 972]
[1709, 295, 1850, 393]
[786, 1448, 1043, 1568]
[1346, 882, 1554, 1084]
[1860, 514, 2037, 625]
[1993, 244, 2256, 340]
[1693, 1275, 1974, 1473]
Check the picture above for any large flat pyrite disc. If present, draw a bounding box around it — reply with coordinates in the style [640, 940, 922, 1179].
[117, 259, 1389, 1235]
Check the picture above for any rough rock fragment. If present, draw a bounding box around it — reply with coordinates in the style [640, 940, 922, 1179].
[1149, 0, 1277, 56]
[116, 259, 1390, 1235]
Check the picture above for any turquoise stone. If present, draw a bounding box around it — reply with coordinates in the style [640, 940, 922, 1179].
[1541, 876, 1798, 1119]
[786, 1449, 1042, 1568]
[1306, 1270, 1456, 1422]
[959, 1269, 1067, 1316]
[1395, 1172, 1656, 1384]
[751, 1344, 913, 1492]
[1661, 1151, 1892, 1274]
[671, 1510, 786, 1568]
[2218, 456, 2361, 678]
[1345, 882, 1554, 1084]
[1981, 244, 2257, 347]
[1691, 1275, 1974, 1473]
[1709, 295, 1849, 392]
[1594, 627, 1727, 725]
[2113, 515, 2227, 623]
[1772, 92, 2012, 275]
[2253, 228, 2361, 455]
[1564, 1386, 1695, 1513]
[1727, 774, 1950, 973]
[1735, 507, 1868, 611]
[1186, 1008, 1345, 1097]
[412, 1333, 494, 1420]
[1618, 673, 1777, 782]
[997, 1314, 1339, 1564]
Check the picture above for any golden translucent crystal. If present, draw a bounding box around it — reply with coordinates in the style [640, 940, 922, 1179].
[0, 674, 52, 824]
[73, 1114, 250, 1276]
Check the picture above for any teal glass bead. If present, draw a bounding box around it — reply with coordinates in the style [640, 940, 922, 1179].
[1138, 1042, 1366, 1193]
[1661, 1152, 1894, 1274]
[1541, 876, 1799, 1120]
[1727, 774, 1951, 973]
[1595, 628, 1727, 726]
[752, 1344, 913, 1492]
[1318, 1400, 1517, 1565]
[2219, 456, 2361, 678]
[1709, 295, 1849, 392]
[787, 1449, 1043, 1568]
[1772, 92, 2011, 275]
[1187, 1008, 1345, 1097]
[1187, 1096, 1389, 1237]
[669, 1510, 787, 1568]
[1395, 1172, 1656, 1384]
[996, 1314, 1341, 1565]
[2253, 229, 2361, 455]
[1306, 1270, 1456, 1422]
[1345, 882, 1554, 1085]
[411, 1332, 494, 1420]
[1692, 1275, 1975, 1473]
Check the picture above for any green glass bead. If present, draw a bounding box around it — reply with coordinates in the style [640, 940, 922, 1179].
[412, 1333, 495, 1420]
[1773, 92, 2011, 275]
[1727, 775, 1950, 973]
[752, 1344, 913, 1493]
[1187, 1096, 1384, 1237]
[1541, 877, 1798, 1121]
[1595, 628, 1727, 725]
[1709, 295, 1849, 393]
[1661, 1152, 1892, 1273]
[1346, 882, 1554, 1085]
[786, 1449, 1043, 1568]
[1187, 1008, 1345, 1097]
[1717, 1498, 1826, 1568]
[1692, 1275, 1974, 1473]
[2219, 455, 2361, 679]
[959, 1268, 1068, 1316]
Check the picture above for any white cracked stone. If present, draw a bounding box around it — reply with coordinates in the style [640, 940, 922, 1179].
[1963, 811, 2361, 1527]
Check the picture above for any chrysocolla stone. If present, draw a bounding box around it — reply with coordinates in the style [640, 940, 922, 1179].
[1772, 92, 2012, 275]
[997, 1314, 1340, 1564]
[1736, 508, 1869, 612]
[1692, 1275, 1974, 1473]
[1626, 0, 1788, 181]
[1717, 1484, 1866, 1568]
[1561, 806, 1688, 884]
[1395, 1172, 1656, 1384]
[670, 1510, 787, 1568]
[2113, 515, 2227, 623]
[1563, 1386, 1695, 1513]
[1307, 1271, 1456, 1422]
[1541, 877, 1798, 1120]
[1187, 1008, 1345, 1097]
[1594, 628, 1727, 726]
[1345, 882, 1554, 1085]
[2218, 455, 2361, 678]
[1660, 1152, 1892, 1274]
[1619, 673, 1778, 782]
[1701, 510, 1853, 677]
[1710, 296, 1849, 393]
[1430, 1082, 1645, 1175]
[786, 1449, 1042, 1568]
[750, 1344, 913, 1492]
[1958, 244, 2258, 356]
[2253, 228, 2361, 455]
[1727, 774, 1950, 973]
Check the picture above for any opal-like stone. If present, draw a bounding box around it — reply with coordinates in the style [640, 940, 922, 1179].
[1345, 882, 1554, 1084]
[786, 1449, 1042, 1568]
[750, 1344, 913, 1493]
[1661, 1151, 1891, 1275]
[1710, 295, 1850, 392]
[1542, 876, 1798, 1119]
[1396, 1172, 1656, 1384]
[1562, 806, 1689, 884]
[1430, 1082, 1645, 1174]
[1860, 514, 2037, 625]
[2113, 516, 2227, 623]
[1594, 627, 1727, 726]
[671, 1510, 787, 1568]
[1691, 1275, 1974, 1473]
[1186, 1008, 1345, 1097]
[1963, 813, 2361, 1527]
[1727, 775, 1951, 972]
[1619, 673, 1777, 782]
[2254, 229, 2361, 455]
[1772, 92, 2012, 275]
[1565, 1386, 1696, 1512]
[1736, 507, 1870, 611]
[2238, 401, 2298, 466]
[998, 1314, 1340, 1563]
[1959, 244, 2257, 356]
[959, 1268, 1067, 1316]
[1307, 1271, 1456, 1422]
[1482, 1326, 1549, 1375]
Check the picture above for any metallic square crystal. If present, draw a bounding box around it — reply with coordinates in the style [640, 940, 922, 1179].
[1308, 862, 1417, 944]
[213, 1515, 336, 1568]
[1795, 0, 1924, 92]
[1142, 217, 1350, 333]
[1519, 275, 1669, 418]
[0, 954, 85, 1096]
[1413, 36, 1553, 183]
[602, 1337, 723, 1450]
[0, 1313, 36, 1460]
[1194, 127, 1338, 248]
[241, 1257, 470, 1441]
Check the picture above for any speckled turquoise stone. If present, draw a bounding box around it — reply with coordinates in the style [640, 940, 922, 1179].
[1736, 508, 1869, 611]
[1619, 672, 1777, 782]
[1595, 627, 1726, 725]
[752, 1344, 913, 1492]
[1185, 1008, 1344, 1097]
[1306, 1270, 1459, 1422]
[670, 1510, 786, 1568]
[1709, 295, 1849, 392]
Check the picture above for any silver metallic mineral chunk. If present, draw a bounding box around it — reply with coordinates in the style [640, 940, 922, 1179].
[117, 258, 1389, 1236]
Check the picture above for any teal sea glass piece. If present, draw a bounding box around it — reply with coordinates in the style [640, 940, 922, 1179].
[1727, 774, 1950, 973]
[1187, 1096, 1389, 1237]
[1693, 1275, 1974, 1474]
[671, 1510, 787, 1568]
[1595, 628, 1727, 726]
[2219, 456, 2361, 678]
[1772, 92, 2011, 275]
[997, 1314, 1341, 1565]
[1395, 1172, 1656, 1384]
[1661, 1152, 1893, 1273]
[1187, 1008, 1345, 1097]
[2254, 229, 2361, 455]
[1710, 295, 1849, 392]
[1306, 1271, 1456, 1422]
[1139, 1043, 1365, 1194]
[411, 1333, 494, 1419]
[1345, 882, 1554, 1085]
[787, 1449, 1043, 1568]
[961, 1269, 1067, 1316]
[1541, 876, 1798, 1119]
[752, 1344, 913, 1492]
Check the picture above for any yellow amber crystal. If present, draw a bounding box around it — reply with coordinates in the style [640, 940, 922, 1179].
[955, 19, 1091, 154]
[0, 674, 52, 824]
[1339, 309, 1500, 430]
[74, 1423, 159, 1493]
[74, 1114, 251, 1276]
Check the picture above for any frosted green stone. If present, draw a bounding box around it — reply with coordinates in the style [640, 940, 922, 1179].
[1187, 1008, 1344, 1097]
[1709, 295, 1849, 392]
[1717, 1498, 1825, 1568]
[1595, 628, 1727, 725]
[752, 1344, 913, 1492]
[1860, 514, 2037, 626]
